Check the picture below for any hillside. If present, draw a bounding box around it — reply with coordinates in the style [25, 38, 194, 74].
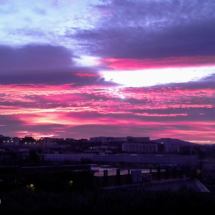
[152, 138, 198, 146]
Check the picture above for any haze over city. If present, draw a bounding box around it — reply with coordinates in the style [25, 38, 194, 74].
[1, 0, 215, 144]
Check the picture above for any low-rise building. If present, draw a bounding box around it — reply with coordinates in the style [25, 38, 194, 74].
[90, 136, 107, 144]
[93, 145, 118, 150]
[163, 138, 180, 153]
[112, 137, 128, 142]
[122, 142, 158, 153]
[43, 153, 198, 168]
[127, 136, 150, 142]
[2, 137, 20, 146]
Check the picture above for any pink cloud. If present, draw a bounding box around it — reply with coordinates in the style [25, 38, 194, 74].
[100, 56, 215, 70]
[14, 131, 57, 139]
[1, 84, 215, 107]
[2, 110, 215, 142]
[75, 72, 98, 77]
[17, 113, 215, 142]
[1, 81, 215, 143]
[134, 113, 188, 117]
[119, 87, 215, 100]
[39, 94, 86, 102]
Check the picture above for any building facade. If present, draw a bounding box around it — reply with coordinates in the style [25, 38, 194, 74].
[90, 137, 107, 144]
[122, 143, 158, 153]
[163, 139, 180, 153]
[127, 136, 150, 142]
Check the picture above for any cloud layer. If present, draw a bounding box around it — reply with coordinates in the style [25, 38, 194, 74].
[0, 0, 215, 143]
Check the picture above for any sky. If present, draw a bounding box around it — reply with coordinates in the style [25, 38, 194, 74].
[0, 0, 215, 143]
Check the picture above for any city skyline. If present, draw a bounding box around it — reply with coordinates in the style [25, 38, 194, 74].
[0, 133, 212, 145]
[0, 0, 215, 144]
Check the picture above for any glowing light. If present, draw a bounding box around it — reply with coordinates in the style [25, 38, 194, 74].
[100, 66, 215, 87]
[37, 134, 54, 138]
[189, 140, 212, 143]
[75, 55, 100, 67]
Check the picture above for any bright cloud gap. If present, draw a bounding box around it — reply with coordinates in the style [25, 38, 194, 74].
[100, 66, 215, 87]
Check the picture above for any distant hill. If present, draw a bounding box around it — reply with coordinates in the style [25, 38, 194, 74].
[152, 138, 198, 146]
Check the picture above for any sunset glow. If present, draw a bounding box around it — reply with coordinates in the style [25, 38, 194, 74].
[100, 66, 215, 87]
[1, 0, 215, 143]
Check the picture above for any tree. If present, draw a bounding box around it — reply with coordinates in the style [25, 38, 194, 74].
[29, 150, 40, 163]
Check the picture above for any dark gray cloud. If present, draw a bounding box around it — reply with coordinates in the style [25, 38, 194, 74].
[97, 0, 215, 28]
[0, 68, 117, 86]
[0, 44, 118, 86]
[0, 44, 74, 72]
[73, 22, 215, 59]
[72, 0, 215, 59]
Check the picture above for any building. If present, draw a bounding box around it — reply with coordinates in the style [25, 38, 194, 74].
[43, 153, 198, 168]
[88, 145, 118, 154]
[44, 153, 94, 162]
[105, 137, 128, 144]
[13, 137, 20, 146]
[0, 151, 22, 165]
[0, 135, 3, 145]
[41, 137, 57, 145]
[93, 145, 118, 150]
[21, 136, 37, 146]
[201, 162, 215, 184]
[93, 154, 198, 168]
[90, 137, 107, 144]
[122, 142, 158, 153]
[112, 137, 128, 142]
[2, 137, 20, 146]
[127, 136, 150, 142]
[163, 138, 180, 153]
[94, 168, 203, 189]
